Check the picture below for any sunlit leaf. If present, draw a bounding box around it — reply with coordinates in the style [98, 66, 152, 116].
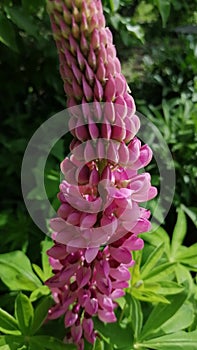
[139, 330, 197, 349]
[171, 208, 187, 259]
[0, 251, 42, 291]
[139, 292, 187, 340]
[141, 243, 165, 279]
[0, 309, 20, 336]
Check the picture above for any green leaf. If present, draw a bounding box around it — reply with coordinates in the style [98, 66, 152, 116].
[176, 243, 197, 269]
[93, 338, 104, 350]
[156, 0, 171, 28]
[0, 14, 18, 51]
[32, 264, 45, 282]
[139, 292, 187, 340]
[15, 293, 34, 335]
[171, 208, 187, 259]
[30, 336, 76, 350]
[156, 281, 184, 295]
[0, 309, 21, 336]
[30, 296, 53, 335]
[30, 286, 50, 302]
[125, 24, 144, 43]
[161, 302, 194, 333]
[0, 335, 25, 350]
[174, 264, 194, 295]
[139, 330, 197, 349]
[132, 289, 170, 304]
[5, 7, 38, 38]
[0, 251, 42, 291]
[41, 240, 53, 280]
[181, 205, 197, 228]
[22, 0, 45, 13]
[141, 243, 164, 279]
[126, 294, 143, 339]
[108, 0, 120, 12]
[141, 225, 170, 257]
[94, 318, 133, 348]
[142, 262, 176, 282]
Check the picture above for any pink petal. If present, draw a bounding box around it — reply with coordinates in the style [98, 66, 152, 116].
[85, 247, 99, 263]
[98, 310, 116, 323]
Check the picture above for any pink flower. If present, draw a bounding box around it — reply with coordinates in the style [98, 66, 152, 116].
[46, 1, 157, 349]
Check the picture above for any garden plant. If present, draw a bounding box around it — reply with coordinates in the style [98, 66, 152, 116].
[0, 0, 197, 350]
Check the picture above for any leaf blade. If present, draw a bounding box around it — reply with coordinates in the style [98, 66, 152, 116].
[15, 293, 34, 336]
[0, 309, 21, 336]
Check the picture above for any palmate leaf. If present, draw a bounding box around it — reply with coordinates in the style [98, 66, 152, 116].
[138, 330, 197, 350]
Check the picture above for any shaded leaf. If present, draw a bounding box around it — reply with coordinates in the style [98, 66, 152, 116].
[0, 335, 25, 350]
[5, 7, 38, 38]
[156, 0, 171, 28]
[15, 293, 34, 335]
[0, 14, 18, 51]
[109, 0, 120, 12]
[94, 318, 133, 348]
[181, 205, 197, 228]
[30, 296, 53, 335]
[30, 336, 76, 350]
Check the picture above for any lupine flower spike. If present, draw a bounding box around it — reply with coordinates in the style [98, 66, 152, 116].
[46, 0, 157, 348]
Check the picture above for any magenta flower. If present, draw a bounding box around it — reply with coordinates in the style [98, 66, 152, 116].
[46, 0, 157, 349]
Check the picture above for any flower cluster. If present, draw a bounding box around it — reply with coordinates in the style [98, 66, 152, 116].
[46, 231, 143, 349]
[46, 0, 157, 349]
